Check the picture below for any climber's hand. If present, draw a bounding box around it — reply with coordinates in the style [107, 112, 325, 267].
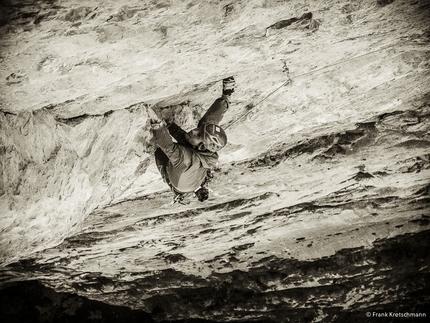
[147, 107, 162, 125]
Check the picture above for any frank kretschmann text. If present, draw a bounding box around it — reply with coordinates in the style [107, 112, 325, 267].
[366, 312, 426, 318]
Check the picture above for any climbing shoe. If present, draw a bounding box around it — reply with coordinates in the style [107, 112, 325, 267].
[222, 76, 235, 96]
[194, 186, 209, 202]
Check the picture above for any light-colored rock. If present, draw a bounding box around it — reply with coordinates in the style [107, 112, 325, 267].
[0, 0, 429, 321]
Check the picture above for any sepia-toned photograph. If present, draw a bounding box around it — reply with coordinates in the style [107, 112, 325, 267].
[1, 0, 429, 322]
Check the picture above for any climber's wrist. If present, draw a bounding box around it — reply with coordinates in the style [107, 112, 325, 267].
[150, 119, 165, 130]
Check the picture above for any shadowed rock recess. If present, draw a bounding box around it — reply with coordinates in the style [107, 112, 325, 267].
[1, 0, 429, 322]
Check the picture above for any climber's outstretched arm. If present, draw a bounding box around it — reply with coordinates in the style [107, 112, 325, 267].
[198, 76, 235, 127]
[148, 107, 192, 168]
[198, 96, 229, 128]
[152, 125, 192, 169]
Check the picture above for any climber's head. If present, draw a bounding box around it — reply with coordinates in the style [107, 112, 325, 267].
[186, 123, 227, 152]
[186, 128, 205, 150]
[201, 123, 227, 152]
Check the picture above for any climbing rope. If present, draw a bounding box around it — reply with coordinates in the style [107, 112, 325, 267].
[225, 42, 404, 130]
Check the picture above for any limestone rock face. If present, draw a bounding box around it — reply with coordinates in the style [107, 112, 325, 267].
[1, 0, 429, 322]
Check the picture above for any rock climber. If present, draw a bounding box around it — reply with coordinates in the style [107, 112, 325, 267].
[148, 76, 235, 204]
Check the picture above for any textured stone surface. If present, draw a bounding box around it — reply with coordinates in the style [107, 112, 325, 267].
[0, 0, 429, 321]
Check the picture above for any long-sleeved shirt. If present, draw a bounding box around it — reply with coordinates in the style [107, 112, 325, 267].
[198, 96, 229, 128]
[152, 96, 229, 193]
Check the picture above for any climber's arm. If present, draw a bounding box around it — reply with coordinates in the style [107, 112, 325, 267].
[152, 125, 192, 168]
[148, 107, 191, 168]
[167, 122, 189, 145]
[198, 95, 230, 128]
